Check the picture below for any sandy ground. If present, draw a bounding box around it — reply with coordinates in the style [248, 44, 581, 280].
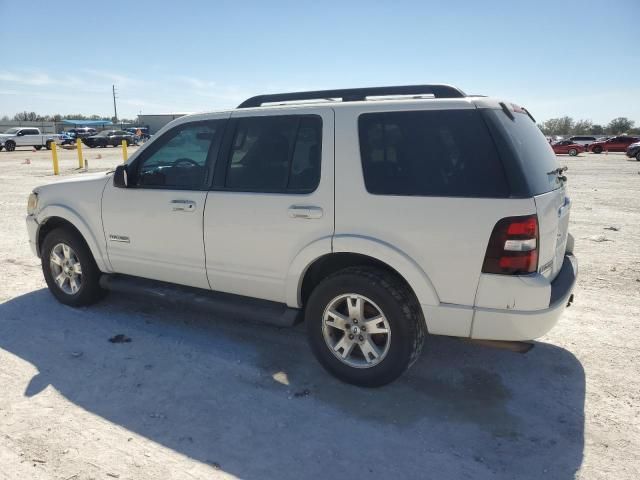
[0, 145, 639, 479]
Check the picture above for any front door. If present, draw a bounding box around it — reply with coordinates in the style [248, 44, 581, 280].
[102, 116, 228, 289]
[203, 109, 334, 304]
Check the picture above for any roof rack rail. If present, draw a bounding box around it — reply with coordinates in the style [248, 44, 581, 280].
[237, 84, 466, 108]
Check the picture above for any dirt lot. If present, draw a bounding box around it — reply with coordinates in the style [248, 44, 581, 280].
[0, 146, 639, 479]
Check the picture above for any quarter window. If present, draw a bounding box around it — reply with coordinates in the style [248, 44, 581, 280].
[359, 110, 509, 197]
[134, 121, 223, 189]
[225, 115, 322, 192]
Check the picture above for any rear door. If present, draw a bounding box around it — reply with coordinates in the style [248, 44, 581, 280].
[203, 108, 334, 304]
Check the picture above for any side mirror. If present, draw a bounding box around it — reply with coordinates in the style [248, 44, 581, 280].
[113, 164, 129, 188]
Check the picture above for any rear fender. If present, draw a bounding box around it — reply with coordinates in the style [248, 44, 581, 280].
[332, 234, 440, 307]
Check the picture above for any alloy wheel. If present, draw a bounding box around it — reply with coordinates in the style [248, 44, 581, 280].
[49, 242, 83, 295]
[322, 294, 391, 368]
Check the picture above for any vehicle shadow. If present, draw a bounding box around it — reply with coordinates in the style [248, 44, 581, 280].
[0, 289, 585, 479]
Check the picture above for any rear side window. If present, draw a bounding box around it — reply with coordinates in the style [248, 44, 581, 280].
[482, 110, 561, 196]
[358, 110, 509, 197]
[225, 115, 322, 193]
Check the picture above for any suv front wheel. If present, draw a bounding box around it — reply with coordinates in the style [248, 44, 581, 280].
[306, 267, 426, 387]
[41, 227, 105, 306]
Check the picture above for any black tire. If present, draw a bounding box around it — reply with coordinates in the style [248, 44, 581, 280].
[306, 267, 426, 387]
[45, 141, 52, 150]
[0, 146, 4, 151]
[592, 146, 603, 154]
[41, 227, 105, 307]
[35, 145, 43, 151]
[636, 152, 640, 161]
[568, 148, 578, 156]
[5, 140, 16, 152]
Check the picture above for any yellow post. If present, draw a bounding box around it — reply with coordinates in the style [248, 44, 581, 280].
[122, 139, 128, 163]
[51, 142, 59, 175]
[76, 138, 84, 168]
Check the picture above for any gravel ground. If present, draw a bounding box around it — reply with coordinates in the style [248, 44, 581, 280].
[0, 146, 638, 479]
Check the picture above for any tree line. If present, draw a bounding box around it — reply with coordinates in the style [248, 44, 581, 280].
[538, 116, 638, 136]
[0, 111, 136, 124]
[2, 110, 637, 136]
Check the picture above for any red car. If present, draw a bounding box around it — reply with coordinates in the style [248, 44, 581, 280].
[589, 135, 639, 154]
[551, 140, 584, 156]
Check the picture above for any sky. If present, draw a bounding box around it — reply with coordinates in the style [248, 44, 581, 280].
[0, 0, 638, 124]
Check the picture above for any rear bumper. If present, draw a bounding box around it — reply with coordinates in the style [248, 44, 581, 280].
[470, 254, 578, 341]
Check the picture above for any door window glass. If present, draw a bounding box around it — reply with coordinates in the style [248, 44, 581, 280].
[135, 121, 222, 189]
[225, 115, 322, 192]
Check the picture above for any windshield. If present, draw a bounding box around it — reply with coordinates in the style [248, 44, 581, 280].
[482, 109, 562, 196]
[3, 128, 20, 134]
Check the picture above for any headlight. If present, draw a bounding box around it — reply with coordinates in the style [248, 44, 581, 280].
[27, 192, 38, 215]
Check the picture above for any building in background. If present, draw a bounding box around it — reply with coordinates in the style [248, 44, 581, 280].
[136, 114, 190, 135]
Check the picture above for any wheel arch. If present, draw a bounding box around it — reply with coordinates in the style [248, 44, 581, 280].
[36, 206, 110, 272]
[289, 235, 440, 310]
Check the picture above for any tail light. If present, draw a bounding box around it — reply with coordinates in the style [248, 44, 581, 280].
[482, 215, 539, 275]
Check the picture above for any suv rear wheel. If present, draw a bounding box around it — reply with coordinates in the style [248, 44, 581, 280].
[306, 267, 426, 387]
[41, 227, 105, 306]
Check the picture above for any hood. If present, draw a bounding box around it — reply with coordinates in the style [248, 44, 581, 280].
[34, 171, 112, 194]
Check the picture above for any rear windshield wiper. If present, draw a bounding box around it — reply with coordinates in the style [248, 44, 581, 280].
[547, 166, 568, 182]
[522, 107, 536, 123]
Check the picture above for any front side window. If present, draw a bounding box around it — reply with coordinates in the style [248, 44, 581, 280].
[134, 121, 222, 189]
[359, 109, 509, 197]
[225, 115, 322, 193]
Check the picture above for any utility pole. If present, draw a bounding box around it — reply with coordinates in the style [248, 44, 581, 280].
[112, 84, 118, 123]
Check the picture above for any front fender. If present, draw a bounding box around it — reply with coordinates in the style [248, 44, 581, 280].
[36, 204, 111, 272]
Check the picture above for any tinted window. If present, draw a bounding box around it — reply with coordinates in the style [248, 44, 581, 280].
[482, 110, 561, 195]
[358, 110, 509, 197]
[225, 115, 321, 192]
[135, 121, 222, 189]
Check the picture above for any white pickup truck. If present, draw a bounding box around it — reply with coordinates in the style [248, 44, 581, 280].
[0, 127, 64, 151]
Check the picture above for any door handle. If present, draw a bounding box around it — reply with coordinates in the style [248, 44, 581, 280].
[170, 199, 196, 212]
[288, 205, 323, 219]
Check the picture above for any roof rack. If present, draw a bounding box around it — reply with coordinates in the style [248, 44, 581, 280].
[237, 84, 466, 108]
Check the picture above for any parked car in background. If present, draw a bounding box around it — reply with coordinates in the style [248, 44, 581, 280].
[82, 130, 135, 148]
[626, 141, 640, 161]
[25, 85, 578, 386]
[59, 132, 76, 145]
[0, 127, 64, 151]
[552, 140, 584, 156]
[568, 136, 596, 148]
[67, 127, 97, 138]
[589, 135, 640, 153]
[124, 127, 150, 140]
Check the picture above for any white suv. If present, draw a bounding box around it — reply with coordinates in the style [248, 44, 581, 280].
[25, 85, 577, 386]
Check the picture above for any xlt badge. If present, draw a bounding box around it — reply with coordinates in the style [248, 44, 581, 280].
[109, 234, 130, 243]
